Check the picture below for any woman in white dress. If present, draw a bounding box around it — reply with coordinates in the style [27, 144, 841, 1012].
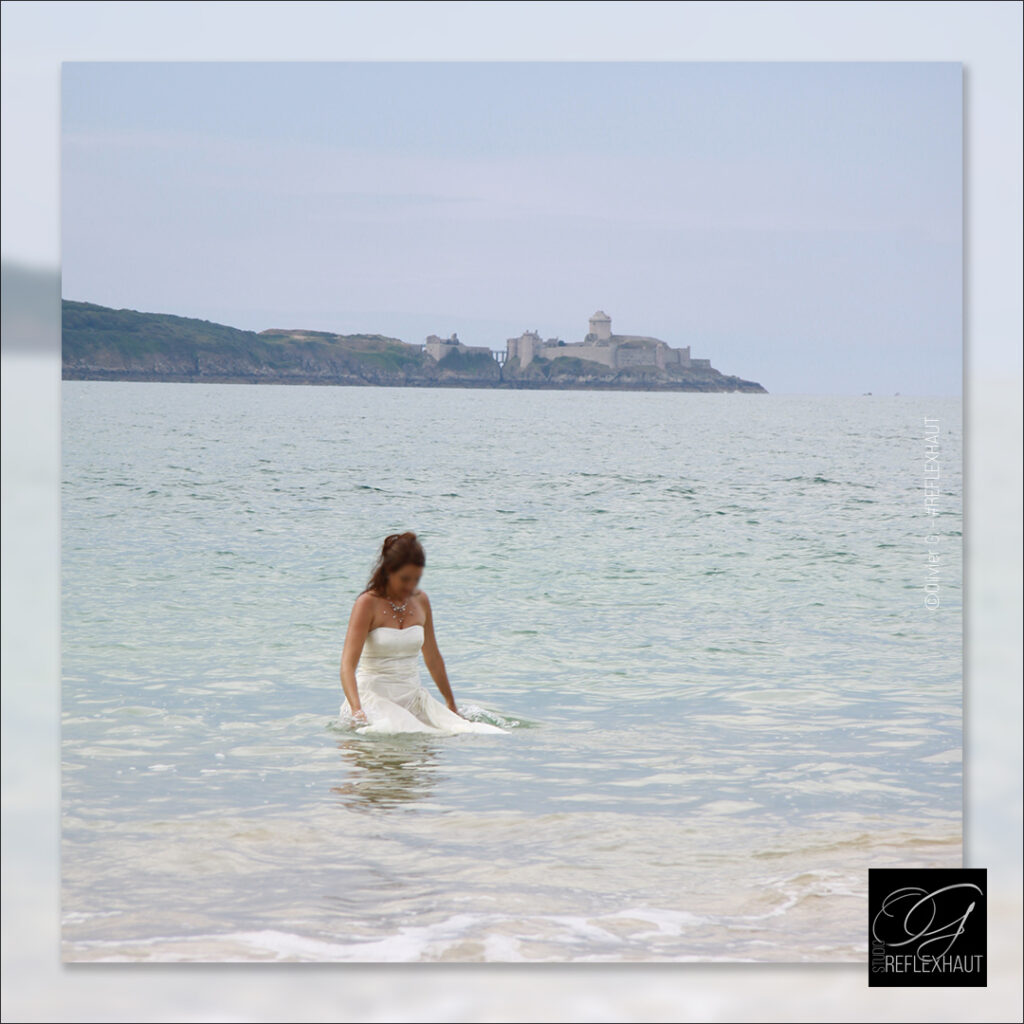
[339, 532, 508, 736]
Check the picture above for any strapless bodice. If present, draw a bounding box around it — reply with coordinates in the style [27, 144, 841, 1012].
[354, 625, 424, 706]
[359, 623, 424, 659]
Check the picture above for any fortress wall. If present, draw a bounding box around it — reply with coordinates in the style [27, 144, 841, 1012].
[616, 347, 663, 368]
[535, 344, 615, 368]
[428, 340, 493, 362]
[508, 333, 543, 367]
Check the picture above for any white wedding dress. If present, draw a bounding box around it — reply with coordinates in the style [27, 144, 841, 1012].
[339, 624, 509, 736]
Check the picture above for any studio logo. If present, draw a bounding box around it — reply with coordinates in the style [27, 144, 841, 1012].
[868, 868, 987, 986]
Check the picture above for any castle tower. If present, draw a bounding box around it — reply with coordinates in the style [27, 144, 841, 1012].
[588, 310, 612, 341]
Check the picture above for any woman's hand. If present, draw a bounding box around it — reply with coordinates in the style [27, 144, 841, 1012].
[351, 708, 368, 726]
[447, 702, 465, 720]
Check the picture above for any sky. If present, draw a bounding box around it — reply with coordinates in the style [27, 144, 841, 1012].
[55, 60, 965, 395]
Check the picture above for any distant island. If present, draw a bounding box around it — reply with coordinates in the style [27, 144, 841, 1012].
[61, 301, 767, 393]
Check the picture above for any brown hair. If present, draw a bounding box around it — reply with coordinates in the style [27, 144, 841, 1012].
[361, 531, 426, 597]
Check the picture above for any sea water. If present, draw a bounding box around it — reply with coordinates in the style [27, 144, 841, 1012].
[60, 382, 962, 961]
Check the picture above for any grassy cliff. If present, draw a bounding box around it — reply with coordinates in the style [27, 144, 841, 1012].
[61, 300, 497, 385]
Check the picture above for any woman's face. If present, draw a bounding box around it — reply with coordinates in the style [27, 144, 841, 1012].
[388, 563, 423, 600]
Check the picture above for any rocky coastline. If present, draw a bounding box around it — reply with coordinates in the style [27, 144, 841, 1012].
[62, 300, 768, 394]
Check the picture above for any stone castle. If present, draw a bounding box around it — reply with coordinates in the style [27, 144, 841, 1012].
[424, 311, 714, 371]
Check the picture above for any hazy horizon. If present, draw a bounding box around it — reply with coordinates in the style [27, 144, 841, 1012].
[11, 256, 957, 396]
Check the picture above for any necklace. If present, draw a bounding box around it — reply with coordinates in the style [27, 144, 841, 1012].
[384, 591, 408, 625]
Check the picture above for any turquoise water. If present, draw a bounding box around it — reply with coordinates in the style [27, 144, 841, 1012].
[60, 382, 962, 961]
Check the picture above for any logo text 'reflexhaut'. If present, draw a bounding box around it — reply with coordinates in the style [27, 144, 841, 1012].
[868, 868, 987, 987]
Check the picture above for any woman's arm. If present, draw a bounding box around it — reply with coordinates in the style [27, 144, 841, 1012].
[340, 593, 372, 722]
[418, 590, 464, 717]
